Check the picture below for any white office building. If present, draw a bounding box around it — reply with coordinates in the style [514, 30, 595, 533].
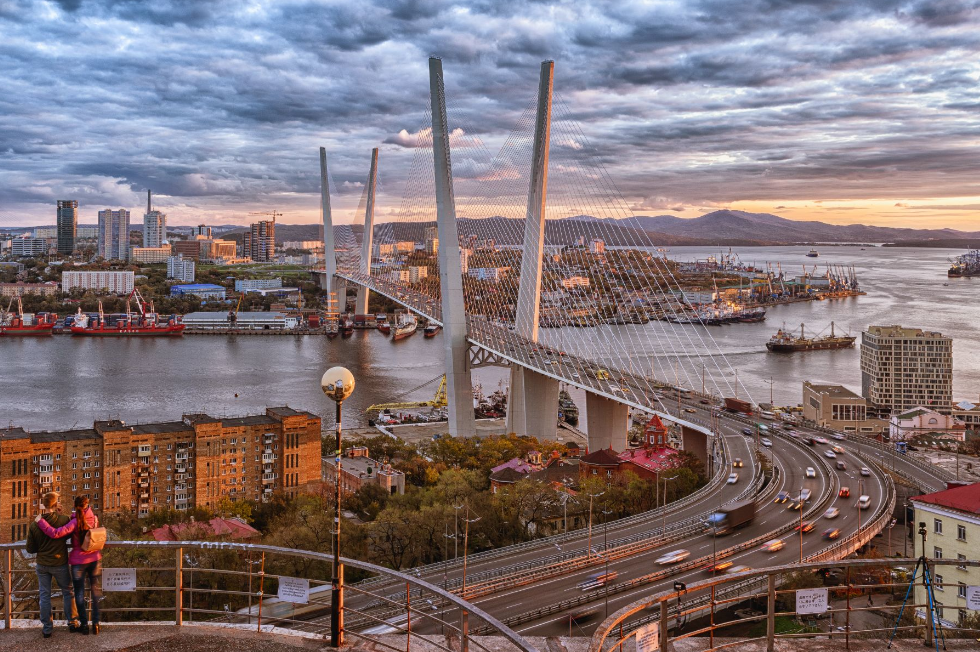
[11, 238, 48, 257]
[167, 255, 196, 283]
[234, 278, 282, 292]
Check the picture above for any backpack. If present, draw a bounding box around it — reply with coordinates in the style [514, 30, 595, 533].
[80, 526, 107, 552]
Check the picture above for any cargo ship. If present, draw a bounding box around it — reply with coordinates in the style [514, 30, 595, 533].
[806, 249, 819, 258]
[948, 249, 980, 277]
[424, 323, 441, 338]
[340, 314, 354, 338]
[392, 312, 417, 341]
[376, 313, 390, 335]
[558, 388, 579, 426]
[70, 291, 184, 337]
[766, 322, 855, 353]
[0, 297, 56, 336]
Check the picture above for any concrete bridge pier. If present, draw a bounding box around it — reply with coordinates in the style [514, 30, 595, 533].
[319, 146, 338, 296]
[506, 367, 559, 439]
[354, 148, 379, 315]
[586, 392, 629, 452]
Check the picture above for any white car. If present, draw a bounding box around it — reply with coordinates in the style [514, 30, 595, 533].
[858, 495, 871, 509]
[727, 473, 739, 484]
[860, 467, 871, 477]
[761, 438, 773, 447]
[655, 549, 691, 565]
[832, 434, 845, 441]
[823, 507, 840, 519]
[806, 467, 816, 478]
[814, 437, 829, 444]
[760, 539, 784, 552]
[824, 450, 837, 459]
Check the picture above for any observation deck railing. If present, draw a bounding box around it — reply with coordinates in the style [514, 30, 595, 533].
[0, 540, 539, 652]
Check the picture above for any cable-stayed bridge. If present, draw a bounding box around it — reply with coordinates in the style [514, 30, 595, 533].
[319, 58, 752, 453]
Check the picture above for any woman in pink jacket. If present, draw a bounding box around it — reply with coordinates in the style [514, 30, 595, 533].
[36, 496, 102, 635]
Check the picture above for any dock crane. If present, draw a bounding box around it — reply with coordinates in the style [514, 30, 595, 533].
[366, 375, 447, 413]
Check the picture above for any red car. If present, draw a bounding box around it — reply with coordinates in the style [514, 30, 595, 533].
[839, 487, 851, 498]
[796, 520, 816, 533]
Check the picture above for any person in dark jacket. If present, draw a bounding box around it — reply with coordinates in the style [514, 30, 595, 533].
[26, 492, 78, 638]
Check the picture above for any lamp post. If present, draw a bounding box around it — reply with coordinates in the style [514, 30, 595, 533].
[461, 505, 481, 593]
[602, 508, 613, 618]
[586, 490, 605, 559]
[321, 366, 355, 648]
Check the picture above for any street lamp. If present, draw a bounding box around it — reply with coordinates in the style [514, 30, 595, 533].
[321, 366, 355, 648]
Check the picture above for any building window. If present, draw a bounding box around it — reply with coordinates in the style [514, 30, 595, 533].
[934, 519, 943, 534]
[957, 554, 967, 570]
[958, 583, 967, 598]
[957, 525, 966, 541]
[935, 574, 944, 590]
[935, 547, 943, 559]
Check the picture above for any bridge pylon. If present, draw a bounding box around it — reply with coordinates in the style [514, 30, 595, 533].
[506, 60, 560, 440]
[354, 148, 379, 315]
[319, 147, 340, 303]
[429, 57, 476, 439]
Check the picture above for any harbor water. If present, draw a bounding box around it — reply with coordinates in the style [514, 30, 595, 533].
[2, 246, 977, 432]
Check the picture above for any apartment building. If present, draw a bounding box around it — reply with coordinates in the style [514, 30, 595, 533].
[0, 407, 321, 543]
[911, 483, 980, 626]
[56, 200, 78, 255]
[97, 209, 131, 260]
[61, 270, 135, 294]
[0, 282, 59, 297]
[244, 220, 275, 262]
[860, 325, 952, 413]
[130, 246, 172, 263]
[321, 446, 405, 496]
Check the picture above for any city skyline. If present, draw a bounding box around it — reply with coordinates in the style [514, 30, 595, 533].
[0, 1, 979, 229]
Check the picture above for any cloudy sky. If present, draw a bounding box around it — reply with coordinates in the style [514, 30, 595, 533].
[1, 0, 979, 229]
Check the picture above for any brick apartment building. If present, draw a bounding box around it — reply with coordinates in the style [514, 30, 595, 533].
[0, 407, 321, 543]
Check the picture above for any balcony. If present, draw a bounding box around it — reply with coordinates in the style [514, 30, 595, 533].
[261, 453, 276, 463]
[176, 464, 187, 473]
[262, 473, 277, 484]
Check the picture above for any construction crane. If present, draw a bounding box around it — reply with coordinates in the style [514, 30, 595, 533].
[229, 293, 245, 324]
[247, 210, 282, 222]
[366, 375, 447, 412]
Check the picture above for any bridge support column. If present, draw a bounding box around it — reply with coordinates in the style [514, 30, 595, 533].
[505, 367, 559, 439]
[319, 147, 338, 299]
[429, 57, 476, 439]
[355, 148, 379, 315]
[586, 392, 629, 452]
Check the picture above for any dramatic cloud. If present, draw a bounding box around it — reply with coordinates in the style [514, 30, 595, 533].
[0, 0, 979, 229]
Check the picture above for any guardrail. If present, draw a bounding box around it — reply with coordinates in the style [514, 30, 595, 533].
[0, 541, 539, 652]
[589, 557, 980, 652]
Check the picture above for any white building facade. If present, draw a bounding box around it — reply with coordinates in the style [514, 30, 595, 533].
[62, 270, 135, 294]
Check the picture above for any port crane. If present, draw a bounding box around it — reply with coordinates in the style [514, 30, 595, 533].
[366, 375, 447, 413]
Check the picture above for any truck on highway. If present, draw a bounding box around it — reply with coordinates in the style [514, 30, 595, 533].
[705, 500, 756, 536]
[724, 397, 753, 415]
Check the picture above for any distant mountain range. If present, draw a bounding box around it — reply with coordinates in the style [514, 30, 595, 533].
[10, 210, 979, 247]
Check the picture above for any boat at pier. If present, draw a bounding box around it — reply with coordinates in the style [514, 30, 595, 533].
[806, 249, 819, 258]
[376, 313, 391, 335]
[0, 297, 56, 336]
[70, 291, 183, 336]
[766, 322, 855, 353]
[948, 249, 980, 277]
[392, 313, 417, 341]
[340, 314, 354, 338]
[559, 388, 579, 426]
[424, 323, 441, 338]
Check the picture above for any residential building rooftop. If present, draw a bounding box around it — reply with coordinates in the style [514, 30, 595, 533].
[911, 482, 980, 516]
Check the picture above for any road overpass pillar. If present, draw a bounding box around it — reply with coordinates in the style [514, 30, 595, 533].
[429, 57, 476, 439]
[354, 148, 379, 315]
[319, 147, 338, 300]
[586, 392, 629, 452]
[507, 60, 560, 439]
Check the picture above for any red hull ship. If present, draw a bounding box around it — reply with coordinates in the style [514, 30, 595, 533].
[0, 298, 55, 336]
[70, 290, 184, 337]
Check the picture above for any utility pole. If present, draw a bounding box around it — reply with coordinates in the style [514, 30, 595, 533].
[461, 505, 481, 593]
[587, 490, 605, 559]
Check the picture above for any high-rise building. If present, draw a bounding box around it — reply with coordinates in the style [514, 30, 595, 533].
[0, 407, 321, 541]
[191, 224, 211, 238]
[62, 271, 135, 294]
[143, 190, 167, 248]
[97, 209, 131, 260]
[860, 325, 953, 413]
[244, 220, 275, 262]
[167, 254, 196, 283]
[56, 200, 78, 255]
[10, 238, 48, 257]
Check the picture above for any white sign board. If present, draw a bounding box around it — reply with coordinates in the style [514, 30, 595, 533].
[636, 620, 660, 652]
[277, 576, 310, 604]
[796, 587, 829, 615]
[103, 568, 137, 592]
[966, 586, 980, 611]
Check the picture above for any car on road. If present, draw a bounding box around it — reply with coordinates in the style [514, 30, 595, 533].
[760, 539, 785, 552]
[572, 373, 580, 379]
[799, 489, 812, 501]
[796, 520, 816, 533]
[823, 528, 841, 540]
[684, 408, 696, 413]
[761, 438, 773, 447]
[836, 461, 847, 471]
[806, 467, 816, 478]
[860, 467, 871, 477]
[823, 507, 840, 519]
[578, 571, 618, 590]
[742, 428, 754, 436]
[774, 491, 790, 504]
[655, 549, 691, 565]
[831, 445, 846, 454]
[703, 560, 734, 573]
[814, 437, 829, 444]
[700, 399, 711, 405]
[788, 500, 804, 511]
[733, 458, 744, 468]
[727, 473, 739, 484]
[858, 495, 871, 509]
[726, 565, 752, 575]
[839, 487, 851, 498]
[824, 450, 837, 459]
[832, 434, 845, 440]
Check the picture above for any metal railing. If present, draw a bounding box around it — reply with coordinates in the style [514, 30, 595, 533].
[0, 541, 539, 652]
[590, 557, 980, 652]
